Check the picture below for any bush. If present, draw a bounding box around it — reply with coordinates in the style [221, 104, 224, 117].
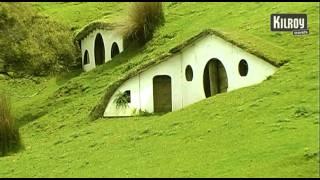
[121, 2, 165, 45]
[0, 3, 79, 76]
[0, 93, 21, 156]
[113, 91, 130, 109]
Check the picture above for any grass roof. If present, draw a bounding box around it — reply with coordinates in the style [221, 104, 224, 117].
[89, 28, 284, 120]
[74, 21, 121, 42]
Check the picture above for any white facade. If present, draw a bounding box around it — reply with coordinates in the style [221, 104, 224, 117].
[80, 29, 124, 72]
[104, 34, 277, 117]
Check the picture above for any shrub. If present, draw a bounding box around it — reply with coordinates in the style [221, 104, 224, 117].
[121, 2, 165, 45]
[0, 3, 79, 77]
[0, 93, 21, 156]
[113, 91, 130, 109]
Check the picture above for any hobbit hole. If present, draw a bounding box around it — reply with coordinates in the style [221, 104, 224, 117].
[81, 29, 279, 118]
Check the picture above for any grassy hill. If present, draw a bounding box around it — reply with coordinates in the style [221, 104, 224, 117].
[0, 2, 319, 177]
[30, 2, 127, 30]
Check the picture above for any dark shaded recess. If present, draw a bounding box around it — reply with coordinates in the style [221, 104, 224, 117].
[111, 42, 120, 58]
[94, 33, 105, 66]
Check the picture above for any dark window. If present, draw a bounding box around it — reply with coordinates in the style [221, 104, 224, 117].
[94, 33, 105, 66]
[238, 59, 248, 76]
[83, 50, 90, 65]
[111, 42, 120, 58]
[124, 90, 131, 103]
[185, 65, 193, 81]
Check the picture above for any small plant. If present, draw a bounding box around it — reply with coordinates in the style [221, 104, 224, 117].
[121, 2, 165, 45]
[113, 91, 130, 109]
[294, 106, 310, 118]
[0, 93, 21, 156]
[138, 109, 152, 116]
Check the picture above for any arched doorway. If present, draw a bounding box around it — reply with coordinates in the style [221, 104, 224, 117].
[203, 59, 228, 98]
[94, 33, 105, 66]
[153, 75, 172, 113]
[83, 50, 90, 65]
[111, 42, 120, 58]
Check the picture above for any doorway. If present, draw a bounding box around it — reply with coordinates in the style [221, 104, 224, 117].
[203, 59, 228, 98]
[83, 50, 90, 65]
[153, 75, 172, 113]
[94, 33, 105, 66]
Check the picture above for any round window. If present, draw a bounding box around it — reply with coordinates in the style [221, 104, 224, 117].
[238, 59, 248, 76]
[185, 65, 193, 81]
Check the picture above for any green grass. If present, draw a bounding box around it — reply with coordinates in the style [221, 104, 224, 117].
[31, 2, 127, 31]
[0, 2, 319, 177]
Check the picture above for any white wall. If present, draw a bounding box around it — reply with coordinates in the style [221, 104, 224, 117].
[80, 29, 123, 72]
[104, 75, 140, 117]
[104, 34, 277, 117]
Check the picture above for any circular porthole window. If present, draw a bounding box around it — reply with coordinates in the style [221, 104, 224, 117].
[185, 65, 193, 81]
[238, 59, 248, 76]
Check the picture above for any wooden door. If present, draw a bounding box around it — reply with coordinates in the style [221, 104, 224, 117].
[153, 75, 172, 113]
[203, 59, 228, 98]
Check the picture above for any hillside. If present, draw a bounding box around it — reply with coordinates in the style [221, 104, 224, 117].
[31, 2, 127, 31]
[0, 2, 319, 177]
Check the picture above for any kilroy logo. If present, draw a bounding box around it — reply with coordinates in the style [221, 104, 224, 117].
[271, 14, 309, 35]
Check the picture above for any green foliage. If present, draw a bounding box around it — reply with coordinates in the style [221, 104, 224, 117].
[0, 3, 79, 76]
[121, 2, 165, 45]
[113, 91, 130, 109]
[0, 93, 21, 156]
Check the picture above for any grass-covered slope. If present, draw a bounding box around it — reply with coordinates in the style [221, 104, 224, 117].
[31, 2, 127, 31]
[0, 2, 319, 177]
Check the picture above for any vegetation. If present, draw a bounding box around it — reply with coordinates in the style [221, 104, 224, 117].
[121, 2, 165, 45]
[0, 2, 318, 178]
[0, 93, 21, 156]
[74, 21, 117, 44]
[31, 2, 127, 31]
[0, 3, 79, 77]
[113, 91, 130, 109]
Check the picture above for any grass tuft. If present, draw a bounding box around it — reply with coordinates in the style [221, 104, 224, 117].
[0, 93, 21, 156]
[121, 2, 165, 45]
